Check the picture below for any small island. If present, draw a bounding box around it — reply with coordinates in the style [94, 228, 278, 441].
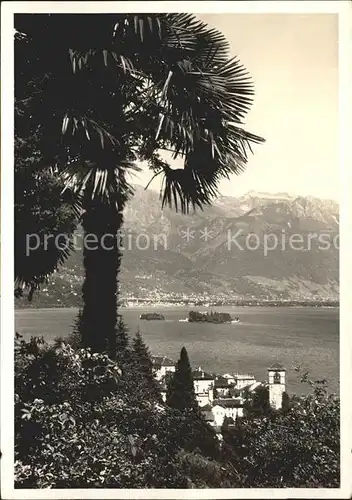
[139, 313, 165, 321]
[188, 310, 239, 324]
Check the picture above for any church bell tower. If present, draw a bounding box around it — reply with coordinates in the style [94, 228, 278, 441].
[268, 363, 286, 410]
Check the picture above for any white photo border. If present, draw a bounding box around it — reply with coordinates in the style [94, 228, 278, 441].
[1, 1, 351, 499]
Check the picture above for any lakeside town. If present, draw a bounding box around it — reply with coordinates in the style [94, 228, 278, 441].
[121, 297, 339, 308]
[152, 356, 287, 434]
[15, 286, 339, 309]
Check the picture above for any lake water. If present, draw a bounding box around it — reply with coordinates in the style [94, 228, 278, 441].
[15, 306, 339, 395]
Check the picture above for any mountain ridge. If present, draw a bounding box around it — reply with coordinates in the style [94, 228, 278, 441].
[15, 186, 339, 307]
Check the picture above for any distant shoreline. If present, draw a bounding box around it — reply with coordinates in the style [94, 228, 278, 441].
[15, 302, 340, 311]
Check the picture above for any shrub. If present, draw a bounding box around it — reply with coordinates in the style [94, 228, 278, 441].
[15, 334, 187, 488]
[221, 376, 340, 487]
[176, 450, 237, 488]
[15, 334, 339, 488]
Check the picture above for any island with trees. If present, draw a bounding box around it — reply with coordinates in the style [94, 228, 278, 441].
[139, 313, 165, 321]
[188, 310, 239, 324]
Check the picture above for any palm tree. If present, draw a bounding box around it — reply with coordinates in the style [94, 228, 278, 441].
[15, 14, 264, 357]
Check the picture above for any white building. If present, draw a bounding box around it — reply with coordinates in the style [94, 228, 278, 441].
[151, 356, 175, 381]
[233, 373, 256, 390]
[196, 393, 212, 407]
[158, 365, 214, 405]
[201, 398, 244, 428]
[160, 388, 167, 402]
[155, 357, 286, 419]
[222, 373, 257, 390]
[268, 363, 286, 410]
[222, 373, 236, 385]
[214, 376, 234, 398]
[192, 367, 215, 406]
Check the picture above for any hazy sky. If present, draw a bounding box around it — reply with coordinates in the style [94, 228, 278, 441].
[134, 14, 339, 201]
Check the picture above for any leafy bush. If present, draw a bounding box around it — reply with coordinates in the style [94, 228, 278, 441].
[15, 334, 187, 488]
[15, 335, 339, 488]
[221, 376, 340, 487]
[176, 450, 237, 488]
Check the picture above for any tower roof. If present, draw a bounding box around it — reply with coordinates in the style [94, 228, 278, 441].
[268, 363, 286, 371]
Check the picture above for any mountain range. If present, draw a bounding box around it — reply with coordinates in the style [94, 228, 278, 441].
[17, 186, 339, 307]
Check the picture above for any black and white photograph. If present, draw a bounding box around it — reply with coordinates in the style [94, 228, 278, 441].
[1, 1, 351, 498]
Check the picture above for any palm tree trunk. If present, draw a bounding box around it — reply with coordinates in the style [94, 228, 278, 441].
[80, 198, 123, 359]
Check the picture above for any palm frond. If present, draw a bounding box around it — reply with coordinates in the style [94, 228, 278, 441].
[15, 11, 265, 294]
[158, 163, 220, 214]
[61, 113, 121, 150]
[60, 156, 138, 206]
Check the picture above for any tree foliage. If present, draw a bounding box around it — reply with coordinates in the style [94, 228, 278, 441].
[15, 335, 339, 488]
[188, 310, 232, 323]
[14, 129, 79, 299]
[64, 311, 130, 364]
[166, 347, 198, 412]
[15, 334, 186, 488]
[243, 385, 273, 418]
[281, 391, 292, 414]
[166, 347, 219, 460]
[221, 376, 340, 487]
[15, 13, 264, 284]
[15, 13, 263, 356]
[129, 330, 162, 403]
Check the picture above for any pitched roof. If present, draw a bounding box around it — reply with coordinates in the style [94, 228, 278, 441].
[269, 362, 286, 371]
[200, 404, 213, 412]
[235, 374, 255, 380]
[213, 398, 243, 409]
[152, 356, 175, 367]
[214, 379, 231, 388]
[248, 381, 262, 392]
[238, 383, 256, 392]
[193, 370, 214, 380]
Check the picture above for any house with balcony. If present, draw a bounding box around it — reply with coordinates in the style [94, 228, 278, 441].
[192, 367, 215, 406]
[214, 376, 235, 398]
[151, 355, 175, 381]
